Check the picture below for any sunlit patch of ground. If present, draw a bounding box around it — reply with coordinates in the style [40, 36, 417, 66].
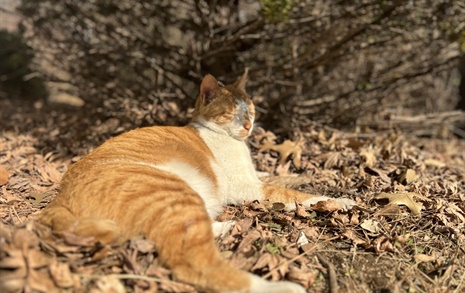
[1, 99, 464, 292]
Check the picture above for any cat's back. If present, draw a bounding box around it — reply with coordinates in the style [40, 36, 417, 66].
[61, 125, 218, 193]
[91, 125, 210, 160]
[73, 125, 212, 167]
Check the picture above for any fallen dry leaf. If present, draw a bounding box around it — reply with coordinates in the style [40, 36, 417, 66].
[259, 139, 303, 168]
[91, 246, 112, 262]
[0, 276, 25, 293]
[302, 227, 319, 241]
[445, 202, 465, 223]
[375, 192, 429, 216]
[342, 230, 367, 246]
[131, 238, 156, 254]
[414, 252, 437, 263]
[27, 192, 51, 207]
[49, 261, 75, 288]
[12, 226, 40, 249]
[250, 200, 269, 212]
[252, 127, 277, 143]
[350, 213, 360, 225]
[275, 161, 292, 176]
[234, 218, 254, 233]
[332, 212, 350, 225]
[90, 276, 125, 293]
[296, 232, 309, 247]
[27, 268, 58, 292]
[393, 233, 411, 245]
[374, 204, 403, 218]
[360, 219, 382, 234]
[287, 265, 318, 288]
[26, 249, 50, 269]
[390, 167, 419, 185]
[372, 236, 395, 254]
[398, 169, 418, 184]
[365, 167, 391, 183]
[0, 247, 27, 273]
[360, 145, 377, 167]
[295, 202, 310, 218]
[252, 253, 288, 281]
[314, 151, 341, 169]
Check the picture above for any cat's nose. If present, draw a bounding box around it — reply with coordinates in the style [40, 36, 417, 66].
[244, 121, 252, 131]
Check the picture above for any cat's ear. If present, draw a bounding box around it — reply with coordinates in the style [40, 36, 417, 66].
[233, 68, 249, 92]
[200, 74, 220, 104]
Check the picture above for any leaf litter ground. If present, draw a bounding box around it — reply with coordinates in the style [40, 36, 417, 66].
[1, 99, 464, 292]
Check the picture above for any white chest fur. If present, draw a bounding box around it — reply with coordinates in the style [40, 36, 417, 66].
[194, 125, 263, 205]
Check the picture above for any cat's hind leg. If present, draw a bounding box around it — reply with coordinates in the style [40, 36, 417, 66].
[39, 204, 121, 244]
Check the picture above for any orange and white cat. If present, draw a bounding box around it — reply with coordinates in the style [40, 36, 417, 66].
[40, 70, 355, 293]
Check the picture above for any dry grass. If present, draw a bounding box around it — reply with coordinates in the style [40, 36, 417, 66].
[1, 99, 464, 292]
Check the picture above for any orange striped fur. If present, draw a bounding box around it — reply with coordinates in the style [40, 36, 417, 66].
[40, 70, 354, 293]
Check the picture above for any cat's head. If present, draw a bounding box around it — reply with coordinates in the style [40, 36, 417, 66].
[192, 69, 255, 141]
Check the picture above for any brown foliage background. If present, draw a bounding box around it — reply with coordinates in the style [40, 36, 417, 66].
[16, 0, 465, 135]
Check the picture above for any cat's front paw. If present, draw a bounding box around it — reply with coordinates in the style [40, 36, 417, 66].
[302, 196, 356, 212]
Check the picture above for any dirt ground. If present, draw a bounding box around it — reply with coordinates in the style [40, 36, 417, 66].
[1, 98, 464, 292]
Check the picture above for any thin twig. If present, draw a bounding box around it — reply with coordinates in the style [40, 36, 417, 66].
[10, 206, 22, 224]
[316, 253, 338, 293]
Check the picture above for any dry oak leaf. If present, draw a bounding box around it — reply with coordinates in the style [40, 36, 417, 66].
[414, 252, 438, 263]
[375, 192, 430, 217]
[393, 233, 411, 245]
[445, 202, 465, 223]
[372, 235, 395, 254]
[360, 145, 377, 167]
[259, 139, 303, 168]
[366, 167, 391, 183]
[252, 127, 277, 143]
[398, 168, 418, 184]
[360, 219, 382, 234]
[342, 230, 368, 246]
[390, 167, 418, 185]
[374, 204, 403, 218]
[295, 202, 310, 219]
[314, 151, 341, 169]
[90, 276, 125, 293]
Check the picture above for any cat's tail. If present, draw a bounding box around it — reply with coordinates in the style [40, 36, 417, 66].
[39, 204, 121, 244]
